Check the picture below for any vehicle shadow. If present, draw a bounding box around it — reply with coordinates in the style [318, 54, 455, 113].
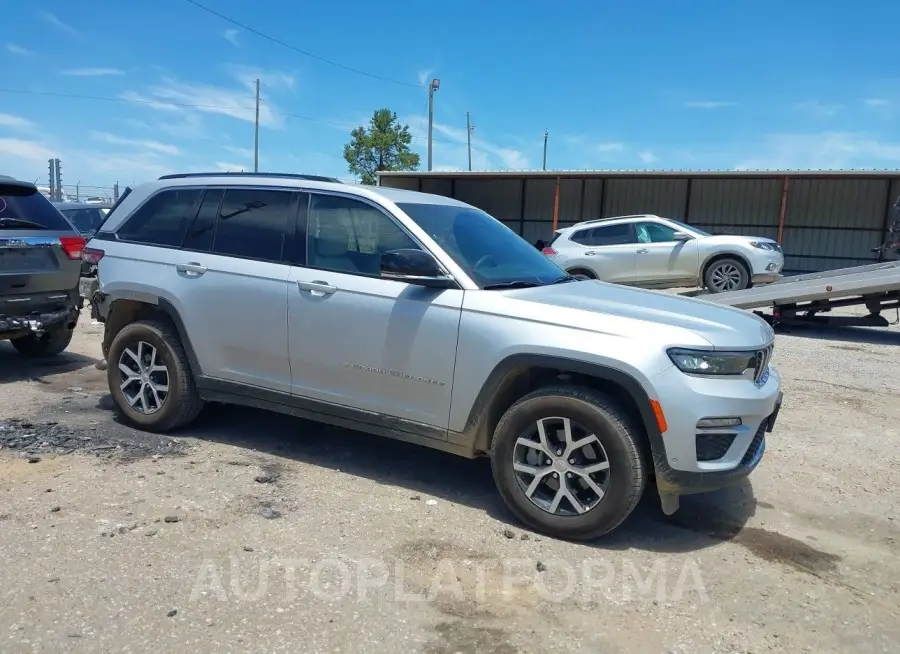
[777, 323, 900, 346]
[144, 402, 756, 553]
[0, 343, 99, 384]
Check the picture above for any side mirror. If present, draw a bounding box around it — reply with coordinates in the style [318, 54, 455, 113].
[672, 231, 692, 242]
[380, 249, 456, 288]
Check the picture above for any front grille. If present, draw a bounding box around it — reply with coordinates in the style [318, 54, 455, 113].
[751, 345, 774, 385]
[740, 422, 767, 466]
[696, 432, 737, 461]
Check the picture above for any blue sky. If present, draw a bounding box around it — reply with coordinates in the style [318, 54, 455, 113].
[2, 0, 900, 192]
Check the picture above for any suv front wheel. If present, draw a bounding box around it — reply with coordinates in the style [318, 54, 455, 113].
[106, 319, 204, 432]
[490, 385, 647, 540]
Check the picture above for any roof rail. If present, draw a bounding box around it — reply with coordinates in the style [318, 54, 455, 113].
[158, 172, 342, 183]
[573, 214, 656, 226]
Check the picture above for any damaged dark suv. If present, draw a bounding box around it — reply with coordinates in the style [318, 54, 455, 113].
[0, 176, 85, 357]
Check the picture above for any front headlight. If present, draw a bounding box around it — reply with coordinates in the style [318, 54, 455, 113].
[667, 348, 755, 375]
[750, 241, 775, 250]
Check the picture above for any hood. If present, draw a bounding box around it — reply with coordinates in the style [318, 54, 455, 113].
[702, 233, 778, 247]
[501, 280, 774, 350]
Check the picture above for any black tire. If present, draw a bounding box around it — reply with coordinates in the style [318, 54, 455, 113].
[10, 325, 75, 358]
[566, 268, 597, 280]
[703, 257, 750, 293]
[106, 318, 204, 432]
[490, 385, 646, 541]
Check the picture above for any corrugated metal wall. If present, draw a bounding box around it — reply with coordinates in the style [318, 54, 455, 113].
[381, 174, 900, 273]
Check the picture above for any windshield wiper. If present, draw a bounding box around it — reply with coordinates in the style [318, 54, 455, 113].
[482, 280, 543, 290]
[0, 217, 47, 229]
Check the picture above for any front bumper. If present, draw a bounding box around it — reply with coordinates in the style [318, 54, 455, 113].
[644, 364, 783, 512]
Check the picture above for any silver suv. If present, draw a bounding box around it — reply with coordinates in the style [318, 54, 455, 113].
[90, 172, 783, 540]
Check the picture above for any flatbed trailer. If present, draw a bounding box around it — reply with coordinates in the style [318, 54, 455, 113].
[699, 261, 900, 328]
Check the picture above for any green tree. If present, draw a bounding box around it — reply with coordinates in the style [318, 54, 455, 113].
[343, 109, 420, 185]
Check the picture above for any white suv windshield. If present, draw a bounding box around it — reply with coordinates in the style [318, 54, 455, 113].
[396, 202, 569, 288]
[664, 218, 710, 237]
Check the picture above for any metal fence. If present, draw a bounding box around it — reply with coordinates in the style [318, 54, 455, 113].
[379, 171, 900, 274]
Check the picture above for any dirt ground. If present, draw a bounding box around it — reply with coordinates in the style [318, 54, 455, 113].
[1, 307, 899, 654]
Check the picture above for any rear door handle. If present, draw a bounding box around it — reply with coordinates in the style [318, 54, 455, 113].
[636, 249, 650, 254]
[297, 280, 337, 297]
[176, 262, 207, 276]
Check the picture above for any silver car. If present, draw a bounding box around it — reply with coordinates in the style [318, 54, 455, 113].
[89, 173, 783, 540]
[544, 214, 784, 292]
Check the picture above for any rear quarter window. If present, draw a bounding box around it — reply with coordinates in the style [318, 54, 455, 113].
[0, 184, 73, 231]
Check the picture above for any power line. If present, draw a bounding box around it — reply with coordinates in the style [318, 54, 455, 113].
[0, 87, 468, 146]
[182, 0, 424, 89]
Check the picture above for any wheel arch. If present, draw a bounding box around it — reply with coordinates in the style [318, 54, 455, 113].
[102, 294, 202, 378]
[701, 251, 752, 281]
[564, 267, 597, 279]
[460, 354, 663, 461]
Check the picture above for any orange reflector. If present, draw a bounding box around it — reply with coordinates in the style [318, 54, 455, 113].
[650, 400, 668, 434]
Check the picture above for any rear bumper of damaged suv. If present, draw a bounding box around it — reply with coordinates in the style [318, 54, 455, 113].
[644, 364, 783, 513]
[0, 305, 80, 339]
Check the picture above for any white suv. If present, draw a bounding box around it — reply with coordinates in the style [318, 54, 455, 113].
[87, 174, 782, 540]
[544, 214, 784, 293]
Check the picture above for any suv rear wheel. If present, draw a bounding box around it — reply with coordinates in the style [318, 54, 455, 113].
[490, 385, 646, 540]
[106, 319, 204, 432]
[10, 326, 75, 358]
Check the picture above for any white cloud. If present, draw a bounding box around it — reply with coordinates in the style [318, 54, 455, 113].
[90, 131, 182, 156]
[0, 114, 33, 128]
[119, 90, 185, 112]
[224, 146, 254, 158]
[638, 150, 658, 163]
[223, 29, 240, 46]
[39, 10, 77, 35]
[215, 161, 249, 172]
[793, 100, 842, 118]
[734, 132, 900, 170]
[864, 98, 890, 107]
[229, 65, 296, 91]
[0, 138, 54, 161]
[417, 69, 433, 86]
[6, 43, 32, 56]
[684, 101, 735, 109]
[422, 120, 530, 170]
[597, 142, 625, 153]
[62, 68, 125, 77]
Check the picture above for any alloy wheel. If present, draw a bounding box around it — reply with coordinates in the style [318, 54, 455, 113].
[117, 340, 169, 414]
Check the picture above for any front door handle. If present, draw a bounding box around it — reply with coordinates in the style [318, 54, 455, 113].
[297, 280, 337, 297]
[176, 262, 207, 276]
[636, 249, 650, 254]
[584, 250, 597, 256]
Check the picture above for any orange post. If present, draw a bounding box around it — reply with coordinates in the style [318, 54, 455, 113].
[552, 176, 561, 232]
[777, 176, 789, 244]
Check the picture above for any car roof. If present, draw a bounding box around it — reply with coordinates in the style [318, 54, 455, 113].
[128, 173, 471, 208]
[53, 201, 112, 209]
[557, 214, 661, 233]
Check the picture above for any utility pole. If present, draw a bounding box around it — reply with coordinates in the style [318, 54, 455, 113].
[253, 79, 260, 173]
[114, 182, 119, 201]
[466, 112, 475, 171]
[543, 130, 549, 171]
[54, 159, 62, 201]
[75, 182, 80, 202]
[48, 159, 56, 200]
[427, 78, 440, 171]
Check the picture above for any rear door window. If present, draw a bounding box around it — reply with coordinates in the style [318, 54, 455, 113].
[588, 223, 636, 246]
[0, 184, 73, 231]
[211, 188, 296, 262]
[117, 189, 203, 246]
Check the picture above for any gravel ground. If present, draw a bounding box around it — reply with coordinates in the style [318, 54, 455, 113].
[0, 305, 898, 653]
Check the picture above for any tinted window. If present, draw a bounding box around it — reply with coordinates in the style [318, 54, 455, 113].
[212, 188, 293, 261]
[118, 189, 202, 246]
[569, 228, 595, 245]
[396, 202, 567, 287]
[61, 208, 108, 234]
[308, 194, 418, 276]
[0, 184, 73, 231]
[182, 189, 223, 252]
[635, 221, 679, 243]
[590, 223, 635, 246]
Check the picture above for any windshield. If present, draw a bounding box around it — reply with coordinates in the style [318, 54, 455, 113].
[396, 202, 568, 288]
[664, 218, 710, 237]
[0, 184, 74, 231]
[61, 207, 109, 235]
